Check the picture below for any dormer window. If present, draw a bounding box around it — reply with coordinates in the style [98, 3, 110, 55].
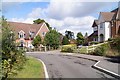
[18, 30, 25, 38]
[29, 31, 34, 38]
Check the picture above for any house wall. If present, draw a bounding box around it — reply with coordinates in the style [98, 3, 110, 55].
[104, 22, 111, 40]
[98, 22, 110, 42]
[111, 20, 120, 37]
[98, 23, 105, 42]
[25, 40, 34, 48]
[116, 21, 120, 36]
[111, 21, 117, 38]
[38, 23, 49, 39]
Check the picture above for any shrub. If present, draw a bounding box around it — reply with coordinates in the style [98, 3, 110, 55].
[110, 37, 120, 54]
[94, 43, 110, 56]
[90, 41, 99, 45]
[66, 47, 74, 53]
[108, 38, 113, 41]
[61, 44, 76, 53]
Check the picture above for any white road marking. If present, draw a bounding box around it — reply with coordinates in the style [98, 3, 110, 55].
[38, 59, 49, 80]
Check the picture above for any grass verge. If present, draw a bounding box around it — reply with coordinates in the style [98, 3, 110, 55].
[9, 57, 45, 78]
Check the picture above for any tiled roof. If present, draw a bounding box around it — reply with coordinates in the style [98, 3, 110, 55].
[100, 12, 115, 22]
[8, 22, 44, 39]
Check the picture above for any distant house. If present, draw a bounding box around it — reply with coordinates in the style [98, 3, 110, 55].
[88, 3, 120, 42]
[88, 20, 98, 42]
[8, 22, 49, 48]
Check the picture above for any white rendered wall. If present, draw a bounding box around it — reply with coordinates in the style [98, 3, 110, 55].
[98, 23, 105, 42]
[104, 22, 110, 41]
[98, 22, 110, 42]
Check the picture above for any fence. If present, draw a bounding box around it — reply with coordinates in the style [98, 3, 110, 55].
[78, 42, 107, 53]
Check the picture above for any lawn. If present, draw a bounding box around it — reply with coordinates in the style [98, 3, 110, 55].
[9, 57, 45, 78]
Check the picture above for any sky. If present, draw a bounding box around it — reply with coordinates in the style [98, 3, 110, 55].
[2, 0, 119, 38]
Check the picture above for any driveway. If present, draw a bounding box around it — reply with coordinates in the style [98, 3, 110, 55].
[26, 51, 114, 78]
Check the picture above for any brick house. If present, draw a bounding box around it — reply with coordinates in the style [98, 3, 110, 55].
[111, 8, 120, 38]
[8, 22, 49, 48]
[88, 4, 120, 42]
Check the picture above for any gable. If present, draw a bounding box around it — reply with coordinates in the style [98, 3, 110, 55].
[19, 30, 25, 34]
[98, 13, 104, 24]
[35, 23, 49, 38]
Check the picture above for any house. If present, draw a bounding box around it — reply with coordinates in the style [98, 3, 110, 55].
[98, 12, 115, 42]
[110, 8, 120, 38]
[88, 3, 120, 42]
[88, 20, 98, 42]
[8, 22, 49, 48]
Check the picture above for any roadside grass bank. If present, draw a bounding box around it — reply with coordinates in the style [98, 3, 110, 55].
[9, 57, 44, 78]
[61, 37, 120, 57]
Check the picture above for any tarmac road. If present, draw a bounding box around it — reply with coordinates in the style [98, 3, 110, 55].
[27, 51, 115, 79]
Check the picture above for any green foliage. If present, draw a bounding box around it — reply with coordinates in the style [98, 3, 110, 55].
[61, 44, 76, 53]
[33, 18, 52, 30]
[94, 43, 110, 56]
[44, 29, 60, 49]
[62, 36, 69, 45]
[65, 30, 74, 39]
[109, 37, 120, 54]
[33, 18, 45, 24]
[90, 41, 99, 45]
[32, 35, 41, 48]
[9, 57, 44, 78]
[1, 17, 26, 79]
[76, 32, 84, 45]
[108, 38, 113, 41]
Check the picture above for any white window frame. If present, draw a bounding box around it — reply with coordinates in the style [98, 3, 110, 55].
[18, 30, 25, 38]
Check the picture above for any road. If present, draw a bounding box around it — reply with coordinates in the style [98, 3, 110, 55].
[27, 51, 114, 78]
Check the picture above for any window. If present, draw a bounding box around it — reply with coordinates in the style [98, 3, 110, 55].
[18, 31, 25, 38]
[42, 32, 46, 36]
[29, 31, 34, 38]
[19, 33, 24, 38]
[100, 23, 104, 29]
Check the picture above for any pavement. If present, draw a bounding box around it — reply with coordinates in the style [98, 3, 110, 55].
[26, 50, 120, 79]
[61, 51, 120, 79]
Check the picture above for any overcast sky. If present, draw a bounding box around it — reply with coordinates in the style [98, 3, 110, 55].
[2, 0, 119, 37]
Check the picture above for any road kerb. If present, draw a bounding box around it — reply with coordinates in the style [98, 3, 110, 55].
[92, 61, 120, 79]
[38, 59, 49, 80]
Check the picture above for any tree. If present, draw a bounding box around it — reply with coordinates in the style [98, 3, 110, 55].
[65, 30, 74, 39]
[62, 36, 69, 45]
[76, 32, 84, 45]
[32, 35, 42, 48]
[33, 18, 52, 30]
[84, 32, 88, 39]
[83, 32, 89, 46]
[1, 16, 26, 79]
[44, 29, 60, 49]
